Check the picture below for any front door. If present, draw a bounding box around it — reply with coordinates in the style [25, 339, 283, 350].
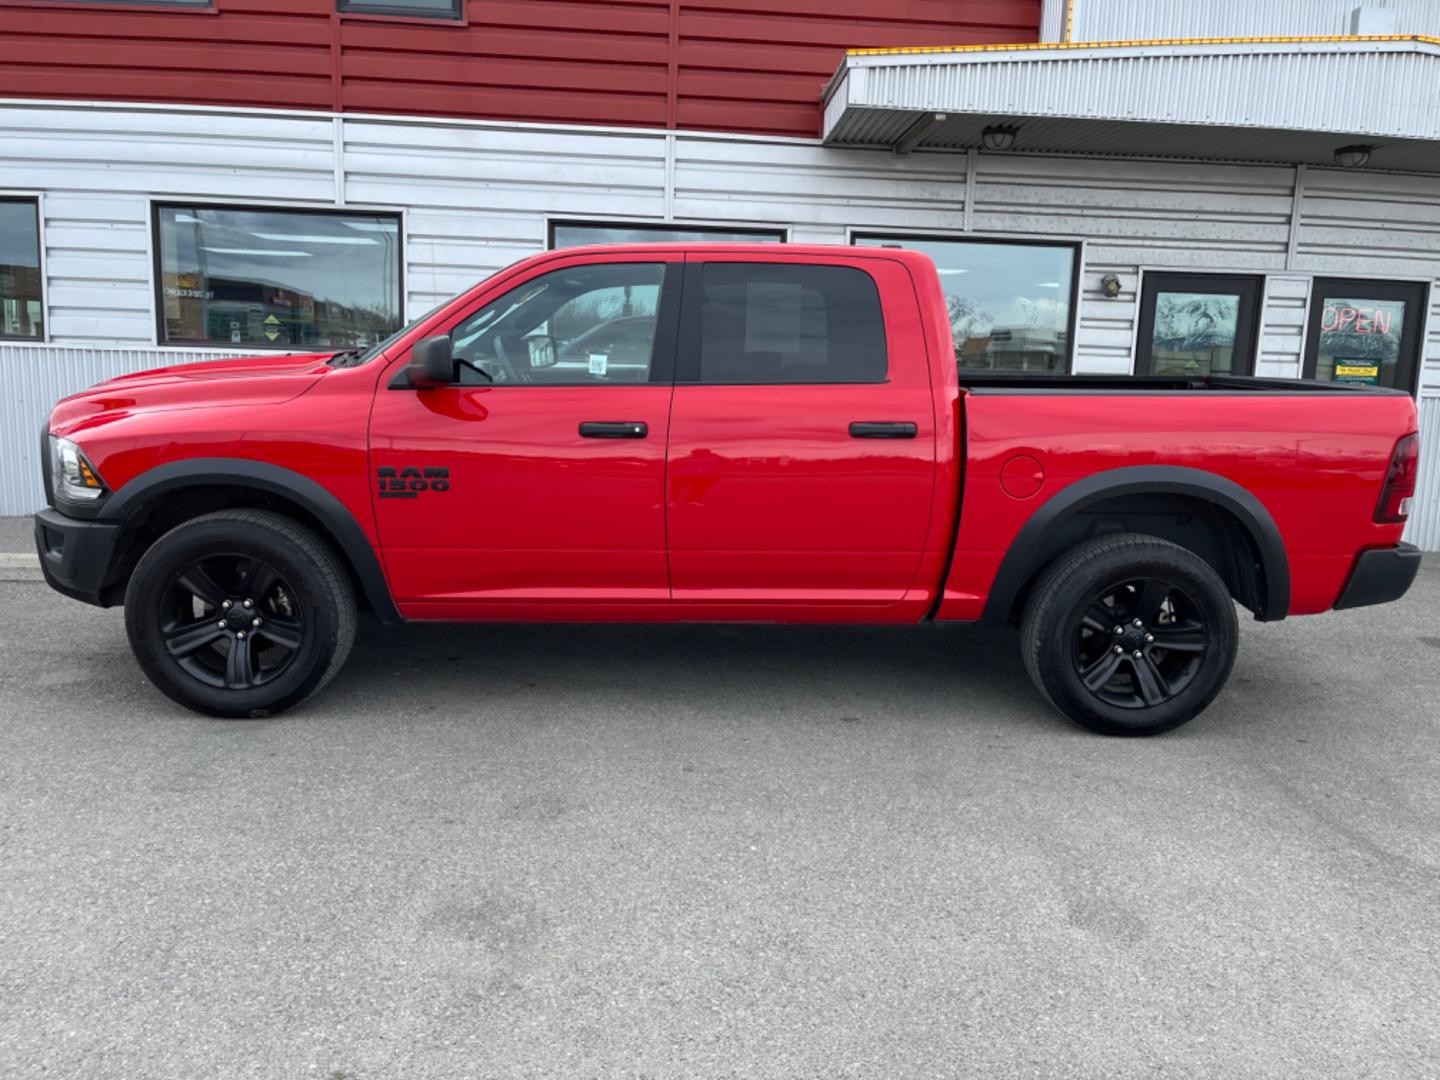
[370, 255, 681, 617]
[665, 254, 939, 614]
[1303, 278, 1427, 392]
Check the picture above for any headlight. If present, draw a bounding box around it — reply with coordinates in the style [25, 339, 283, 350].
[49, 436, 108, 505]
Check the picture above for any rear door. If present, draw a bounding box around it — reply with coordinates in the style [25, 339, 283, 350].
[665, 252, 939, 612]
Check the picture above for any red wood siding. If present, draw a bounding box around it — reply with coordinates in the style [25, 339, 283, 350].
[0, 0, 1040, 136]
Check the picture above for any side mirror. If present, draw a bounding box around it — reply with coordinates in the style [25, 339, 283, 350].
[407, 335, 454, 389]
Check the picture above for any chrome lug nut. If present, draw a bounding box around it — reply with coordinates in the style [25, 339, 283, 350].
[1132, 650, 1142, 659]
[1113, 625, 1124, 635]
[1114, 645, 1124, 655]
[236, 631, 246, 640]
[221, 600, 232, 610]
[217, 620, 227, 629]
[1132, 618, 1143, 627]
[252, 618, 262, 627]
[1145, 633, 1154, 643]
[242, 599, 253, 609]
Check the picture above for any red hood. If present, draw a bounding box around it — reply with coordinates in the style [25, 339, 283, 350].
[49, 352, 335, 435]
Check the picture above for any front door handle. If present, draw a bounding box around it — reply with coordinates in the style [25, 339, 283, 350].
[579, 421, 648, 439]
[849, 421, 917, 439]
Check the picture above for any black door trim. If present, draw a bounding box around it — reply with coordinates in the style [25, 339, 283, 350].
[1135, 272, 1263, 376]
[1301, 277, 1427, 395]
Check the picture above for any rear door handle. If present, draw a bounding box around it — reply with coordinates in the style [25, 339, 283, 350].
[849, 421, 917, 439]
[579, 421, 648, 439]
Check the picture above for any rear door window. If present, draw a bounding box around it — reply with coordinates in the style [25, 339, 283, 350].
[692, 263, 887, 384]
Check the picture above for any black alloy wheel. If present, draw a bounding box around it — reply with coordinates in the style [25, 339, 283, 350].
[1072, 576, 1210, 709]
[159, 553, 306, 691]
[1021, 533, 1239, 736]
[125, 510, 356, 718]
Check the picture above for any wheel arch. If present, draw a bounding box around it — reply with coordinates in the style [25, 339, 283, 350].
[98, 458, 400, 623]
[979, 465, 1290, 626]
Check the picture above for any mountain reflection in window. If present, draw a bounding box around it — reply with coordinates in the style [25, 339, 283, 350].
[1149, 291, 1240, 375]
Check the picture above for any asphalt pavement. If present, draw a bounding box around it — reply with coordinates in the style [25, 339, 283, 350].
[1, 517, 1438, 1078]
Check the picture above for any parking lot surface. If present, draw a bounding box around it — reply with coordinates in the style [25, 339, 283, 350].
[1, 524, 1437, 1078]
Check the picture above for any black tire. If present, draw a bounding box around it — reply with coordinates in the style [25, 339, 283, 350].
[1020, 533, 1239, 736]
[124, 509, 356, 718]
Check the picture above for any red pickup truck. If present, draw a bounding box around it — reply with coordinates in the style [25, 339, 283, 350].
[35, 244, 1421, 735]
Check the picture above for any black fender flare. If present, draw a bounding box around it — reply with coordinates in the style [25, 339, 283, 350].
[101, 458, 401, 623]
[979, 465, 1290, 625]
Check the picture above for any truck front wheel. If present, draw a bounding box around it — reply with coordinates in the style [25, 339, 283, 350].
[124, 510, 356, 718]
[1020, 534, 1239, 736]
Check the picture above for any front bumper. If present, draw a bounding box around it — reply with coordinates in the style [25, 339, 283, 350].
[1333, 542, 1422, 610]
[34, 508, 123, 608]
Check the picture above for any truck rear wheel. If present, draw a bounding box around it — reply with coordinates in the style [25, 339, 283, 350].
[1020, 534, 1238, 736]
[124, 510, 356, 718]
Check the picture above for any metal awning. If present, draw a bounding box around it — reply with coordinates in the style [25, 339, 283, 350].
[823, 36, 1440, 172]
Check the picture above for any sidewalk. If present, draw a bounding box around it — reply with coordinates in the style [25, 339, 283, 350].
[0, 516, 40, 580]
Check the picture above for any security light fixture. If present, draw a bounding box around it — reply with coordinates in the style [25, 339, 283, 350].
[981, 124, 1019, 152]
[1334, 144, 1373, 168]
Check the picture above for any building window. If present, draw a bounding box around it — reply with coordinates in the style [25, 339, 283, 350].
[691, 263, 887, 385]
[154, 205, 403, 350]
[0, 198, 43, 341]
[551, 221, 786, 249]
[1135, 273, 1262, 376]
[1302, 278, 1427, 393]
[337, 0, 462, 18]
[854, 234, 1078, 373]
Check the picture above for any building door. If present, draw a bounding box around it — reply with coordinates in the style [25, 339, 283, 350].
[369, 256, 682, 616]
[1303, 279, 1427, 392]
[665, 255, 939, 613]
[1135, 273, 1262, 376]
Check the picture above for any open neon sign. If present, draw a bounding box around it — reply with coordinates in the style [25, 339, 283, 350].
[1321, 304, 1395, 335]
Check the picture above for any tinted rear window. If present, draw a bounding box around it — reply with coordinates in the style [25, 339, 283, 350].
[697, 263, 887, 384]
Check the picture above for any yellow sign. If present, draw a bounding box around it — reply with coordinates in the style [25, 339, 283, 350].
[264, 314, 281, 342]
[1335, 364, 1378, 377]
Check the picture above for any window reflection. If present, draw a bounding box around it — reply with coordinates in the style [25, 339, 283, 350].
[1149, 291, 1240, 375]
[0, 200, 42, 340]
[855, 236, 1075, 372]
[1315, 297, 1406, 386]
[156, 205, 402, 349]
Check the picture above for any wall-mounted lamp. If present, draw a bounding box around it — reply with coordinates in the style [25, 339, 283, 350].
[1100, 273, 1123, 299]
[981, 124, 1019, 152]
[1334, 144, 1373, 168]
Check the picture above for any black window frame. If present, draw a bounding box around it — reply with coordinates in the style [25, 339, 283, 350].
[852, 232, 1081, 376]
[337, 0, 462, 17]
[150, 201, 405, 351]
[1302, 277, 1428, 395]
[0, 195, 44, 343]
[549, 219, 787, 250]
[676, 261, 890, 386]
[1135, 272, 1264, 377]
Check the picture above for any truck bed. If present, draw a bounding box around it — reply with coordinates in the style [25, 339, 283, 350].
[958, 372, 1411, 394]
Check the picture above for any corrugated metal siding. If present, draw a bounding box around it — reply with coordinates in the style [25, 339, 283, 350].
[1257, 276, 1310, 377]
[0, 344, 270, 514]
[0, 0, 1042, 139]
[1071, 0, 1440, 42]
[1403, 395, 1440, 550]
[831, 41, 1440, 147]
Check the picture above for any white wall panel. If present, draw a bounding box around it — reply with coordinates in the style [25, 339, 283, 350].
[1070, 0, 1440, 42]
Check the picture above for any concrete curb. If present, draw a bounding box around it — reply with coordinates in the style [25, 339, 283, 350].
[0, 552, 42, 582]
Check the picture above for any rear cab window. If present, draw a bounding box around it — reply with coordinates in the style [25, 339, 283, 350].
[686, 262, 889, 385]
